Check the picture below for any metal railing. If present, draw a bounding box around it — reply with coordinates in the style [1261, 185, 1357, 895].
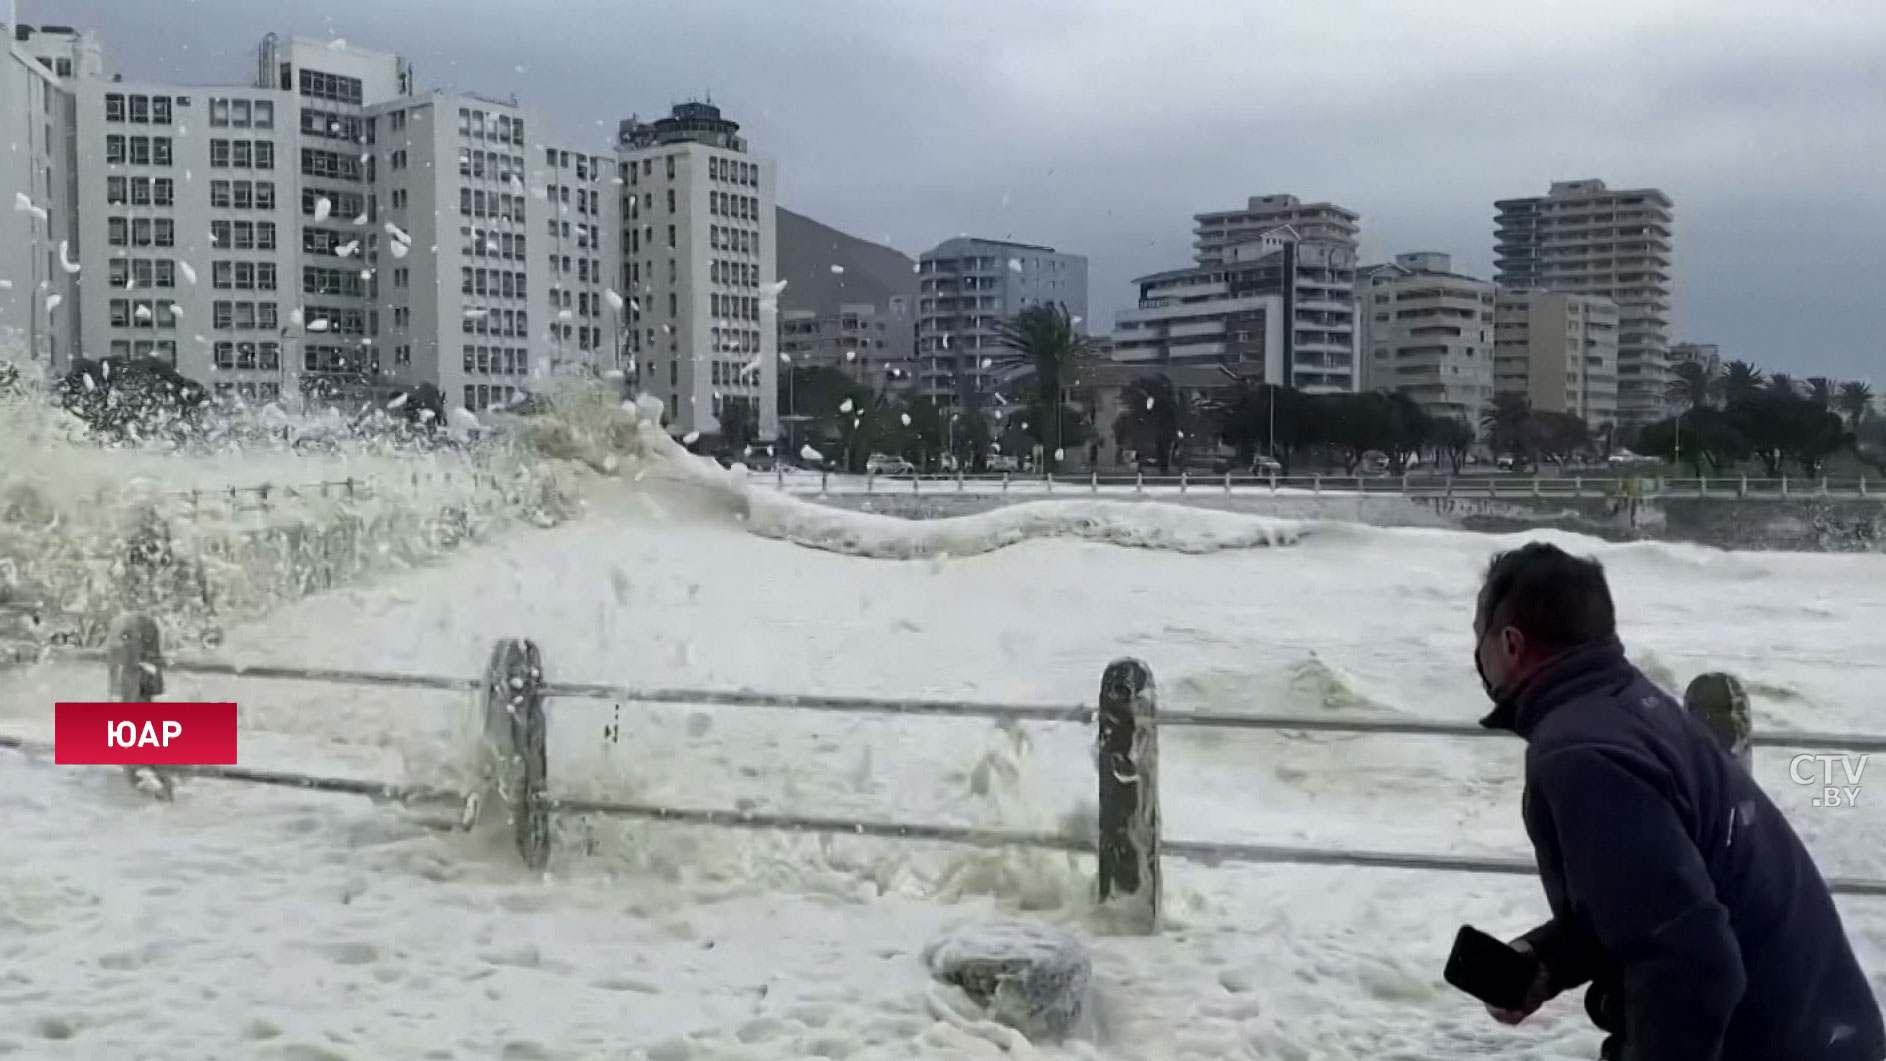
[760, 468, 1881, 503]
[7, 614, 1883, 937]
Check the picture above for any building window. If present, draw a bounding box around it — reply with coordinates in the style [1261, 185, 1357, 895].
[105, 94, 125, 122]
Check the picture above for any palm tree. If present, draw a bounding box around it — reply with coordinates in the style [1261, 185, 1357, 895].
[1720, 360, 1765, 405]
[1766, 372, 1798, 397]
[990, 303, 1100, 473]
[1666, 359, 1720, 412]
[1480, 392, 1533, 459]
[1805, 376, 1836, 410]
[1837, 381, 1875, 425]
[1113, 374, 1212, 473]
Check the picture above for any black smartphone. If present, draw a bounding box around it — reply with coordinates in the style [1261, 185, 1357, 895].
[1444, 925, 1541, 1012]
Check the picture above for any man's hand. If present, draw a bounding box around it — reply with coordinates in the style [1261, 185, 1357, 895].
[1486, 939, 1555, 1025]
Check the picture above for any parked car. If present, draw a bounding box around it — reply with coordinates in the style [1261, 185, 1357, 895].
[987, 454, 1021, 473]
[866, 453, 915, 476]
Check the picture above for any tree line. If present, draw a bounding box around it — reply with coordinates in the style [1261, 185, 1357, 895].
[1638, 361, 1875, 478]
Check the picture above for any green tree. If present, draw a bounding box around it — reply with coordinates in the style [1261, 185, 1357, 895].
[990, 303, 1100, 474]
[1766, 372, 1798, 397]
[1431, 416, 1476, 474]
[1114, 374, 1183, 473]
[1638, 409, 1750, 476]
[1805, 376, 1836, 410]
[1728, 390, 1849, 477]
[1480, 392, 1535, 462]
[1532, 411, 1593, 465]
[1720, 360, 1765, 405]
[713, 398, 758, 456]
[1666, 359, 1720, 412]
[1836, 381, 1874, 425]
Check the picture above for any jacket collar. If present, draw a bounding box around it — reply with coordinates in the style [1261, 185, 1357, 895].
[1479, 638, 1632, 740]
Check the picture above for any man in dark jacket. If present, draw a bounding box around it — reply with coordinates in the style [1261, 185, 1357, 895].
[1473, 542, 1883, 1061]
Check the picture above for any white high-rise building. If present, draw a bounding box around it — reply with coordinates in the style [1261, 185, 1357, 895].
[5, 22, 623, 409]
[617, 102, 778, 442]
[1, 16, 96, 369]
[1493, 289, 1619, 427]
[1357, 252, 1496, 423]
[1493, 179, 1673, 429]
[371, 92, 619, 413]
[1112, 226, 1356, 392]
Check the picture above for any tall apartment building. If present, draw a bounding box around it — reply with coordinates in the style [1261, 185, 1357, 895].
[617, 102, 777, 441]
[914, 236, 1087, 407]
[1, 17, 96, 368]
[1112, 226, 1356, 392]
[372, 92, 619, 414]
[1493, 289, 1619, 426]
[1493, 179, 1673, 428]
[1181, 194, 1360, 391]
[1356, 252, 1495, 423]
[6, 22, 630, 411]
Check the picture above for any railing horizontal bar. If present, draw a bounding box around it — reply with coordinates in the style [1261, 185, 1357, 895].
[545, 796, 1096, 854]
[542, 680, 1094, 723]
[161, 658, 484, 694]
[1161, 712, 1507, 738]
[1161, 711, 1886, 753]
[1161, 838, 1886, 897]
[0, 736, 468, 806]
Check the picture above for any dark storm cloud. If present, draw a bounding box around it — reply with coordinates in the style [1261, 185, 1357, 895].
[28, 0, 1883, 377]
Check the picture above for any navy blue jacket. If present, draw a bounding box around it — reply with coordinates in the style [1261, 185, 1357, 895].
[1482, 640, 1883, 1061]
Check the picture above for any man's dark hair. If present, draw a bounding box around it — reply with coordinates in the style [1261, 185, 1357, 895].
[1478, 542, 1617, 651]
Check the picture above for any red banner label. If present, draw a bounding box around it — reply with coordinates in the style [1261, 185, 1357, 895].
[54, 703, 238, 765]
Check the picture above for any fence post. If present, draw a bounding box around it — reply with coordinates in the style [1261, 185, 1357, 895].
[1738, 474, 1748, 498]
[776, 464, 785, 489]
[1445, 476, 1454, 497]
[108, 612, 172, 800]
[484, 638, 549, 871]
[1179, 471, 1188, 494]
[958, 470, 965, 493]
[1091, 471, 1099, 494]
[1097, 658, 1159, 934]
[1531, 476, 1541, 498]
[1312, 475, 1321, 495]
[1573, 477, 1583, 497]
[866, 472, 876, 495]
[1862, 478, 1869, 498]
[1135, 470, 1144, 494]
[1224, 470, 1232, 494]
[1002, 472, 1011, 493]
[821, 469, 830, 494]
[1698, 476, 1708, 499]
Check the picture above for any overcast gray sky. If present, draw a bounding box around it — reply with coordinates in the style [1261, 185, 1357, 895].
[29, 0, 1884, 379]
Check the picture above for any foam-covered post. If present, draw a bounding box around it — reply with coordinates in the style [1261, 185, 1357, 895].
[1097, 658, 1160, 933]
[485, 638, 550, 870]
[1684, 672, 1752, 771]
[108, 613, 170, 799]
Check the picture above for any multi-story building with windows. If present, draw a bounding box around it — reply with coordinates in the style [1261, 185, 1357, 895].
[1192, 193, 1359, 267]
[1494, 179, 1673, 428]
[1493, 289, 1620, 427]
[2, 17, 96, 368]
[1356, 252, 1496, 422]
[1112, 226, 1356, 392]
[914, 237, 1087, 407]
[3, 22, 723, 417]
[617, 102, 777, 440]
